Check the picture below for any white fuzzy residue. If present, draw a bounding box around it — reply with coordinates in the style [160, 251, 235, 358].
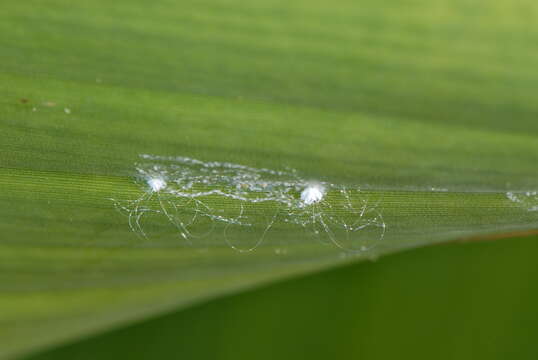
[506, 191, 538, 212]
[148, 177, 166, 192]
[111, 154, 385, 253]
[300, 184, 325, 205]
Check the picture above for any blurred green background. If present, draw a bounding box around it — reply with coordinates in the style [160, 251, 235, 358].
[28, 235, 538, 360]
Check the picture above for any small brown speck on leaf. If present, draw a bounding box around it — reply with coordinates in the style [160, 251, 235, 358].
[43, 101, 56, 107]
[20, 98, 29, 104]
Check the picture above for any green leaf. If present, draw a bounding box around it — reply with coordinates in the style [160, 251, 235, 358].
[27, 234, 538, 360]
[2, 0, 538, 359]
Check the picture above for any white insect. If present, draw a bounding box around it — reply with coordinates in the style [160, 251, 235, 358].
[300, 183, 325, 205]
[148, 177, 166, 192]
[113, 175, 196, 241]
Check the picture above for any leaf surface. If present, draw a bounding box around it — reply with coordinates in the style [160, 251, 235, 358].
[1, 0, 538, 358]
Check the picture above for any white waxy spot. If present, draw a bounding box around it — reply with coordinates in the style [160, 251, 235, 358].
[64, 108, 71, 114]
[300, 183, 325, 205]
[148, 177, 166, 192]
